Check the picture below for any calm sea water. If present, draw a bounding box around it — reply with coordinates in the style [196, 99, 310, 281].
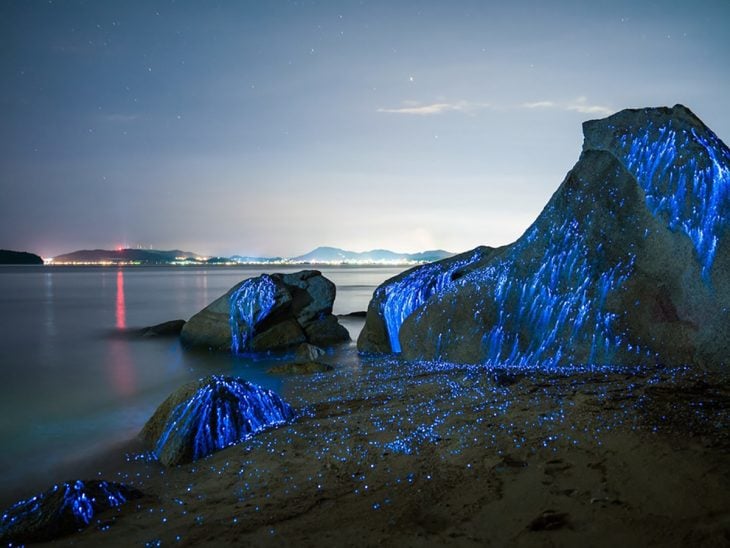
[0, 265, 404, 504]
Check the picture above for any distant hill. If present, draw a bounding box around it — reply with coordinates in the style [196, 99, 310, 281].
[49, 246, 456, 266]
[52, 248, 201, 265]
[290, 246, 454, 264]
[0, 249, 43, 265]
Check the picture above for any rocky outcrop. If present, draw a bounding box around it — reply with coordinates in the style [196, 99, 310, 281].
[0, 480, 142, 544]
[358, 246, 501, 353]
[141, 376, 295, 466]
[139, 319, 186, 337]
[358, 105, 730, 370]
[180, 270, 350, 353]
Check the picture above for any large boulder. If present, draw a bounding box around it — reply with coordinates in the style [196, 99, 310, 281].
[180, 270, 350, 353]
[0, 480, 142, 544]
[141, 375, 295, 466]
[358, 246, 501, 353]
[358, 105, 730, 370]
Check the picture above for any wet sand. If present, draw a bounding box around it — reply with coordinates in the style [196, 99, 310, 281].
[46, 340, 730, 547]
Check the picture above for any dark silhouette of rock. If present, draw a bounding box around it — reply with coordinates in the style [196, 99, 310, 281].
[0, 480, 142, 544]
[139, 319, 186, 338]
[180, 270, 349, 353]
[0, 249, 43, 265]
[141, 375, 295, 466]
[358, 105, 730, 370]
[338, 310, 367, 318]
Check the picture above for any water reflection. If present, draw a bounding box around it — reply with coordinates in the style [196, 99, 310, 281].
[110, 269, 135, 396]
[197, 270, 209, 311]
[115, 269, 126, 329]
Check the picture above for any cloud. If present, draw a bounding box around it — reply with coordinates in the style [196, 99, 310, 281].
[378, 97, 613, 117]
[100, 113, 139, 123]
[521, 101, 556, 109]
[520, 97, 614, 116]
[377, 101, 487, 116]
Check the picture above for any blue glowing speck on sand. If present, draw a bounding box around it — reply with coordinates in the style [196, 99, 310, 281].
[380, 249, 485, 353]
[0, 480, 138, 543]
[229, 275, 276, 353]
[618, 122, 730, 278]
[155, 376, 295, 464]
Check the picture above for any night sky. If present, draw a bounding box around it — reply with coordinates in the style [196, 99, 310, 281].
[1, 1, 729, 259]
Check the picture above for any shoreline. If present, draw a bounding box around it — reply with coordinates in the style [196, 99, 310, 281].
[17, 348, 726, 546]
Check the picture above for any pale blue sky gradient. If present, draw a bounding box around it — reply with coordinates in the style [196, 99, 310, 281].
[1, 0, 729, 257]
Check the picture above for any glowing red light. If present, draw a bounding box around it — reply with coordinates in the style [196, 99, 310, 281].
[115, 269, 126, 329]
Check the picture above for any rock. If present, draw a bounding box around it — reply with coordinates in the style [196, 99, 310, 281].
[141, 375, 295, 466]
[303, 315, 351, 347]
[0, 480, 142, 544]
[139, 319, 185, 338]
[338, 310, 367, 318]
[358, 105, 730, 370]
[251, 319, 306, 351]
[268, 361, 333, 375]
[295, 342, 326, 362]
[180, 270, 350, 353]
[358, 246, 501, 353]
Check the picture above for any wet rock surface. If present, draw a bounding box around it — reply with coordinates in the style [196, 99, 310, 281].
[0, 480, 141, 544]
[141, 375, 296, 466]
[181, 270, 350, 353]
[359, 105, 730, 370]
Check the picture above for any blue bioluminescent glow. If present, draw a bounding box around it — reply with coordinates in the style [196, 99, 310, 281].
[379, 249, 486, 353]
[154, 376, 296, 464]
[0, 480, 136, 541]
[617, 122, 730, 278]
[449, 215, 638, 367]
[400, 201, 648, 367]
[229, 275, 277, 353]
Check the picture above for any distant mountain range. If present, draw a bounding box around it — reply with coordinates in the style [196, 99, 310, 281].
[289, 246, 454, 264]
[50, 246, 455, 265]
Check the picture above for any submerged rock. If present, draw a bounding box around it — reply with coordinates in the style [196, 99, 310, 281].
[139, 319, 186, 338]
[180, 270, 349, 353]
[0, 480, 142, 544]
[359, 105, 730, 370]
[142, 376, 295, 466]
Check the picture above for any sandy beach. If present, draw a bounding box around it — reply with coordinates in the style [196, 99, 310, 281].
[50, 335, 729, 547]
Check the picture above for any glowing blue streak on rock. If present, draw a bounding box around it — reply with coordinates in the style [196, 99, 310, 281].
[154, 376, 295, 462]
[618, 123, 730, 278]
[229, 275, 276, 353]
[0, 480, 131, 536]
[380, 249, 485, 353]
[427, 213, 638, 367]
